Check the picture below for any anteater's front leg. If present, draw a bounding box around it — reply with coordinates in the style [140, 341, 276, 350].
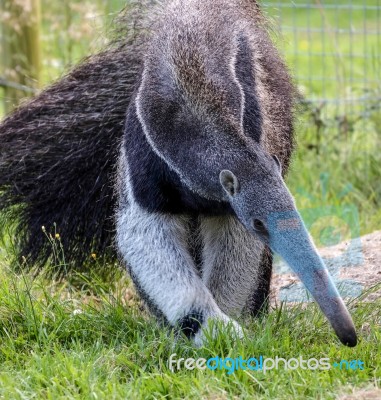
[116, 201, 243, 345]
[200, 215, 268, 318]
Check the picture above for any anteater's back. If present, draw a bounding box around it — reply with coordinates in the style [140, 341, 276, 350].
[146, 0, 295, 169]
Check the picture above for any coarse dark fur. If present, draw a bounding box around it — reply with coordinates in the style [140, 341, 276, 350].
[0, 2, 151, 271]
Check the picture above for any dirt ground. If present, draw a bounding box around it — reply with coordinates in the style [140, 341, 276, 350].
[338, 388, 381, 400]
[271, 231, 381, 305]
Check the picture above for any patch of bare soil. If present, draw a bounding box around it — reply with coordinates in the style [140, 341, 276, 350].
[338, 387, 381, 400]
[271, 231, 381, 305]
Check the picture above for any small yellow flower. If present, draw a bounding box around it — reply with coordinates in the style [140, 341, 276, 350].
[91, 253, 97, 260]
[41, 226, 46, 232]
[55, 233, 60, 239]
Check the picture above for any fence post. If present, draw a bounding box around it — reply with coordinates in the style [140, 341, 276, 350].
[1, 0, 41, 114]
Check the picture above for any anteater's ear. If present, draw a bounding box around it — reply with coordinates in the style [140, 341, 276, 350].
[273, 155, 282, 174]
[219, 170, 240, 197]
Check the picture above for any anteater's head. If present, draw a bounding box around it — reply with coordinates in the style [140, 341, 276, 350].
[219, 146, 357, 347]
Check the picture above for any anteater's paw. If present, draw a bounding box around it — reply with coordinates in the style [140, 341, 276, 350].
[193, 313, 244, 347]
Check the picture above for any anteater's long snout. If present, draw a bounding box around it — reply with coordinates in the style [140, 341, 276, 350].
[267, 210, 357, 347]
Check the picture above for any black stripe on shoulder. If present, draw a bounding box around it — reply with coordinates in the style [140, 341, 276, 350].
[124, 102, 233, 216]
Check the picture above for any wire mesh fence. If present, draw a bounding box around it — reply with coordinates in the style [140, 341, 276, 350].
[262, 0, 381, 126]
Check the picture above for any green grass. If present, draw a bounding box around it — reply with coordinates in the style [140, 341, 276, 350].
[0, 253, 379, 399]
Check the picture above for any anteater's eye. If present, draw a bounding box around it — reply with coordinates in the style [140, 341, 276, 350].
[253, 219, 266, 232]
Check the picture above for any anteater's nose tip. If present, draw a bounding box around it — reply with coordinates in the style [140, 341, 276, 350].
[334, 320, 357, 347]
[339, 330, 357, 347]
